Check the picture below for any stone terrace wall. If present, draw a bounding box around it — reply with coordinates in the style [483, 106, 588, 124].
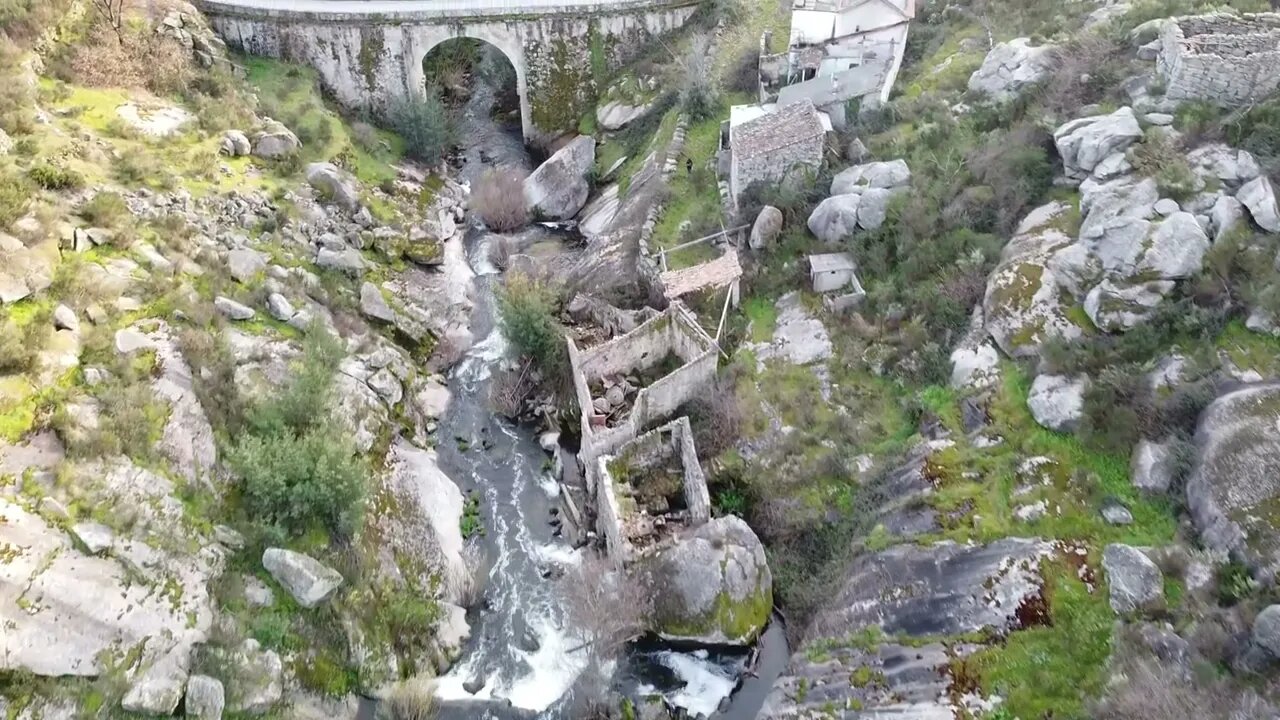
[1159, 12, 1280, 107]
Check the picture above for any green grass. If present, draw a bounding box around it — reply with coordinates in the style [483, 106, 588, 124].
[926, 366, 1178, 547]
[969, 560, 1114, 720]
[650, 114, 724, 269]
[243, 56, 404, 186]
[1214, 318, 1280, 377]
[743, 297, 778, 343]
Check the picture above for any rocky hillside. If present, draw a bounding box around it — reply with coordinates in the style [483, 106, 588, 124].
[1, 2, 478, 716]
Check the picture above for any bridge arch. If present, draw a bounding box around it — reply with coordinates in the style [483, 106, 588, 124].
[409, 27, 532, 141]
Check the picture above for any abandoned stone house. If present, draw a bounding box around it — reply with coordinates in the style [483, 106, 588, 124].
[593, 417, 712, 569]
[1158, 12, 1280, 106]
[725, 98, 827, 205]
[567, 302, 718, 469]
[759, 0, 916, 124]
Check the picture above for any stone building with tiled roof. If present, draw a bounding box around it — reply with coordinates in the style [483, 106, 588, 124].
[727, 98, 826, 205]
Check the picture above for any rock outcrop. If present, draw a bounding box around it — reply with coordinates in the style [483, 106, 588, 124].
[968, 38, 1058, 101]
[1027, 374, 1088, 432]
[1187, 383, 1280, 581]
[1055, 107, 1144, 180]
[647, 516, 773, 645]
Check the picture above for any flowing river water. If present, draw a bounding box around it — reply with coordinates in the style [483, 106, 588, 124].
[415, 48, 787, 720]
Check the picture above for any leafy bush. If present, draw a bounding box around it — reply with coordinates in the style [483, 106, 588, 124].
[79, 191, 130, 227]
[227, 331, 368, 540]
[471, 168, 529, 232]
[388, 90, 455, 163]
[28, 162, 83, 191]
[0, 168, 30, 227]
[113, 148, 176, 190]
[0, 314, 46, 373]
[497, 273, 567, 377]
[1129, 129, 1197, 201]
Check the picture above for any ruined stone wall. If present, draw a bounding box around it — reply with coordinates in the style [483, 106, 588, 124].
[593, 417, 710, 568]
[1159, 13, 1280, 107]
[571, 304, 716, 466]
[199, 0, 696, 142]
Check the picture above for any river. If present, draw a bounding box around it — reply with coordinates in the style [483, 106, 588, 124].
[418, 46, 787, 720]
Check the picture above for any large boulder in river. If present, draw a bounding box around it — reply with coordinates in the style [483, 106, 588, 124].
[647, 516, 773, 645]
[1187, 383, 1280, 582]
[968, 38, 1058, 102]
[1054, 107, 1143, 180]
[524, 135, 595, 220]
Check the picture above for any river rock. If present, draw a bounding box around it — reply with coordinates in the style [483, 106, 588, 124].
[1131, 439, 1174, 493]
[1238, 176, 1280, 232]
[185, 675, 225, 719]
[306, 162, 361, 213]
[968, 38, 1058, 102]
[262, 548, 343, 608]
[829, 159, 911, 195]
[648, 516, 773, 645]
[524, 135, 595, 220]
[1103, 543, 1163, 613]
[1187, 383, 1280, 581]
[807, 194, 862, 243]
[220, 130, 251, 157]
[359, 281, 395, 323]
[227, 248, 267, 283]
[214, 296, 255, 321]
[1055, 107, 1143, 179]
[750, 206, 783, 250]
[810, 537, 1054, 640]
[252, 119, 300, 159]
[1253, 605, 1280, 658]
[226, 640, 284, 714]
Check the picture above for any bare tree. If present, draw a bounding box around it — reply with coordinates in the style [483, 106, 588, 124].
[562, 555, 652, 715]
[471, 168, 529, 232]
[90, 0, 128, 45]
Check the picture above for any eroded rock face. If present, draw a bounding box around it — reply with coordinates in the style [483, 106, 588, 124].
[1187, 383, 1280, 581]
[968, 38, 1058, 102]
[524, 135, 595, 220]
[0, 459, 225, 679]
[647, 516, 773, 645]
[809, 537, 1054, 641]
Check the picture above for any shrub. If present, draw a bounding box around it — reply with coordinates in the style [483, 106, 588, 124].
[685, 376, 743, 460]
[497, 273, 567, 378]
[113, 148, 176, 190]
[471, 168, 529, 232]
[227, 331, 368, 540]
[388, 90, 455, 163]
[0, 315, 45, 373]
[0, 168, 30, 227]
[1129, 129, 1197, 201]
[28, 162, 83, 191]
[79, 191, 130, 227]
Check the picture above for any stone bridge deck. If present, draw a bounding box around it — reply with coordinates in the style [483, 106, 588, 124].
[199, 0, 695, 22]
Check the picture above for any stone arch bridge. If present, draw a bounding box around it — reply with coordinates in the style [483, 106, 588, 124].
[196, 0, 699, 145]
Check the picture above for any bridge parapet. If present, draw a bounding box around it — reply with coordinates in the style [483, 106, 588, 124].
[196, 0, 699, 143]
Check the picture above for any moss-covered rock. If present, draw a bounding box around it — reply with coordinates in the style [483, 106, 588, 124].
[647, 516, 773, 645]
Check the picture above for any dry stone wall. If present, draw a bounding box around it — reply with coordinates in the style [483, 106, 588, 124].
[1159, 12, 1280, 107]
